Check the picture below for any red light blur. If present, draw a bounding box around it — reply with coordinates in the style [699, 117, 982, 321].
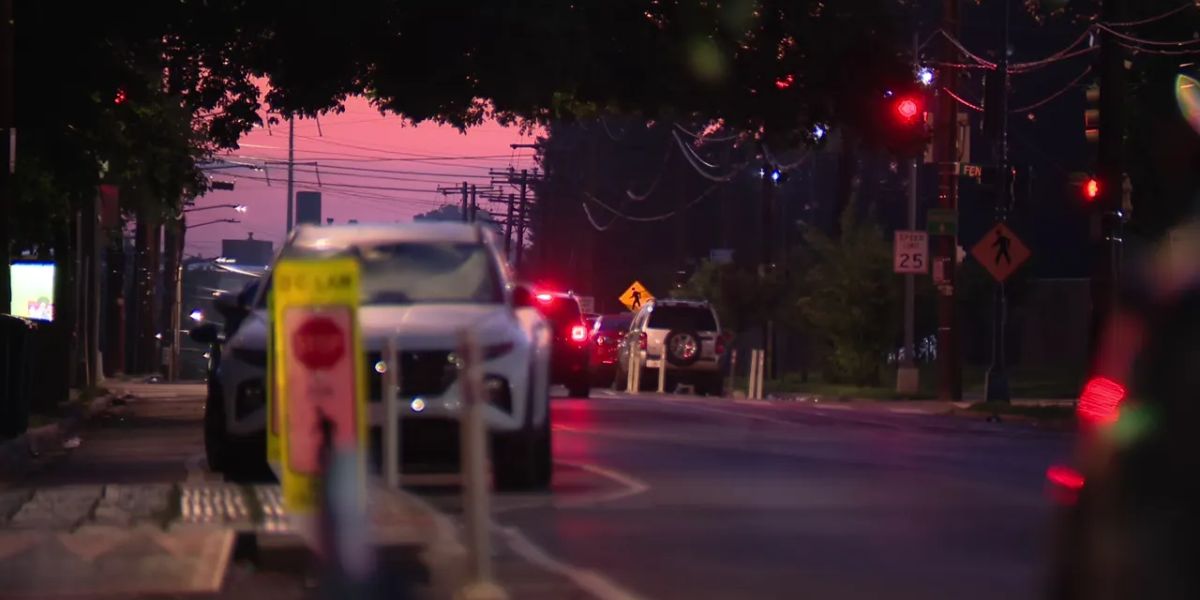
[1046, 464, 1086, 506]
[1077, 376, 1126, 425]
[1084, 178, 1100, 201]
[638, 332, 648, 351]
[774, 74, 794, 90]
[895, 97, 920, 121]
[536, 293, 553, 303]
[571, 325, 588, 343]
[114, 88, 127, 105]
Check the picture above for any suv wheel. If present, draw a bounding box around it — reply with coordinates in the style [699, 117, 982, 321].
[664, 329, 703, 368]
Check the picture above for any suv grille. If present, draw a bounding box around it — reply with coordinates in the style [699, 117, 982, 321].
[366, 350, 458, 402]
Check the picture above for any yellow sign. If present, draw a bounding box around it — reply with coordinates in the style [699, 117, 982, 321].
[619, 281, 654, 312]
[270, 257, 367, 514]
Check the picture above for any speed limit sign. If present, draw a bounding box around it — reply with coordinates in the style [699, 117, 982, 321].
[894, 230, 929, 274]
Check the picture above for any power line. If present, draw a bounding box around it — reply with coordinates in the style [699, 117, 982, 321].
[1094, 23, 1200, 47]
[1010, 66, 1093, 113]
[671, 130, 744, 182]
[941, 86, 984, 112]
[1105, 2, 1198, 27]
[583, 184, 721, 223]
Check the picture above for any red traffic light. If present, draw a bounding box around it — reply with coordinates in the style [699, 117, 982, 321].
[1084, 178, 1100, 201]
[894, 96, 921, 122]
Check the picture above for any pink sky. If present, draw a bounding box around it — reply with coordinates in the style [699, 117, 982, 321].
[186, 95, 538, 257]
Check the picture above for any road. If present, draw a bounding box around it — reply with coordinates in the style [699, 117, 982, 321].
[6, 384, 1074, 599]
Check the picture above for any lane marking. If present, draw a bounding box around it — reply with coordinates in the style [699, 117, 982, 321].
[492, 459, 651, 515]
[494, 524, 648, 600]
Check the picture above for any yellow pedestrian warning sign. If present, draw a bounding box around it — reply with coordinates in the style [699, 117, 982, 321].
[619, 281, 654, 312]
[970, 222, 1031, 283]
[269, 257, 367, 514]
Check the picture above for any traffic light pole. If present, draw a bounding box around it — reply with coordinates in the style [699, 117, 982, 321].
[934, 0, 963, 402]
[1089, 0, 1127, 362]
[984, 0, 1013, 404]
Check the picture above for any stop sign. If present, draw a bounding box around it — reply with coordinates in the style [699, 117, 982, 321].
[292, 316, 346, 370]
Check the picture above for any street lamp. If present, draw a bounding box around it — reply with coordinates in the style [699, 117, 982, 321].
[184, 203, 247, 214]
[188, 218, 240, 230]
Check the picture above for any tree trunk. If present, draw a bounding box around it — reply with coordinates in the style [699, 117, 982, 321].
[131, 209, 161, 374]
[103, 230, 125, 376]
[52, 214, 78, 387]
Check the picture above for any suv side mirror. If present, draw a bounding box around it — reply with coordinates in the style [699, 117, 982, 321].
[512, 285, 536, 308]
[190, 322, 220, 345]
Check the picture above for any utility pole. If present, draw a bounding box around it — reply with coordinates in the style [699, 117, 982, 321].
[0, 0, 13, 313]
[470, 184, 478, 223]
[934, 0, 963, 401]
[898, 34, 921, 395]
[460, 181, 469, 222]
[516, 186, 528, 271]
[285, 117, 295, 235]
[1090, 0, 1128, 361]
[984, 0, 1013, 403]
[504, 193, 515, 258]
[759, 158, 776, 380]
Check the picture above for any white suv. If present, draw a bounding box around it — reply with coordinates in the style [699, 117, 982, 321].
[191, 222, 554, 490]
[616, 299, 725, 395]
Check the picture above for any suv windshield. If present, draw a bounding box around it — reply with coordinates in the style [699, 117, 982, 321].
[647, 305, 717, 331]
[268, 241, 503, 306]
[597, 314, 632, 333]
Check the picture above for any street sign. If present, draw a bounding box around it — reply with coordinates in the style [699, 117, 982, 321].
[270, 257, 367, 514]
[619, 281, 653, 312]
[927, 208, 957, 236]
[956, 163, 983, 179]
[970, 222, 1031, 283]
[709, 248, 734, 264]
[893, 230, 928, 274]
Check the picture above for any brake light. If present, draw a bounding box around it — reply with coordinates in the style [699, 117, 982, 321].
[1078, 376, 1125, 425]
[715, 336, 726, 356]
[536, 293, 554, 303]
[638, 332, 647, 351]
[571, 325, 588, 342]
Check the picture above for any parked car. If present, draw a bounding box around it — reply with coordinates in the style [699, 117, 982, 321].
[590, 313, 633, 386]
[190, 222, 554, 489]
[616, 299, 725, 395]
[529, 291, 592, 398]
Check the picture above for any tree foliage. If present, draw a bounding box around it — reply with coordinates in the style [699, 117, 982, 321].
[671, 260, 795, 333]
[797, 206, 899, 385]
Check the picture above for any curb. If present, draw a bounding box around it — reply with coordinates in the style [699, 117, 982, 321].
[0, 392, 121, 481]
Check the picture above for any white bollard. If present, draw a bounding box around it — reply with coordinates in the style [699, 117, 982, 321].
[755, 349, 766, 400]
[456, 329, 505, 600]
[626, 346, 637, 392]
[657, 353, 667, 394]
[747, 349, 759, 400]
[382, 336, 400, 489]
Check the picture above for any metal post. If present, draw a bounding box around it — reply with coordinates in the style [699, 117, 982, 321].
[935, 0, 963, 401]
[515, 185, 528, 271]
[657, 354, 666, 394]
[757, 350, 767, 399]
[457, 329, 504, 599]
[470, 184, 478, 223]
[728, 349, 738, 397]
[897, 153, 920, 395]
[383, 336, 400, 489]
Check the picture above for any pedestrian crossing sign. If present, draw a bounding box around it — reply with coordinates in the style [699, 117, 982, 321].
[970, 222, 1030, 283]
[619, 281, 653, 312]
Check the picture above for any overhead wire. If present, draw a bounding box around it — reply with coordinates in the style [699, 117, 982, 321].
[941, 86, 984, 112]
[673, 122, 740, 142]
[1105, 2, 1198, 28]
[1010, 66, 1093, 113]
[1094, 23, 1200, 47]
[625, 143, 673, 201]
[671, 131, 744, 182]
[583, 184, 720, 223]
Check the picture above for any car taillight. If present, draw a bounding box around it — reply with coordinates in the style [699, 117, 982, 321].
[571, 325, 588, 343]
[715, 336, 726, 356]
[638, 332, 647, 351]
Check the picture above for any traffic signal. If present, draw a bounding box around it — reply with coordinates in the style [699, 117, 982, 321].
[1084, 177, 1100, 202]
[1084, 84, 1100, 145]
[892, 94, 923, 124]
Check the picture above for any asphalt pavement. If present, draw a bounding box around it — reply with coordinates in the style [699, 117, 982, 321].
[3, 383, 1075, 599]
[465, 389, 1076, 600]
